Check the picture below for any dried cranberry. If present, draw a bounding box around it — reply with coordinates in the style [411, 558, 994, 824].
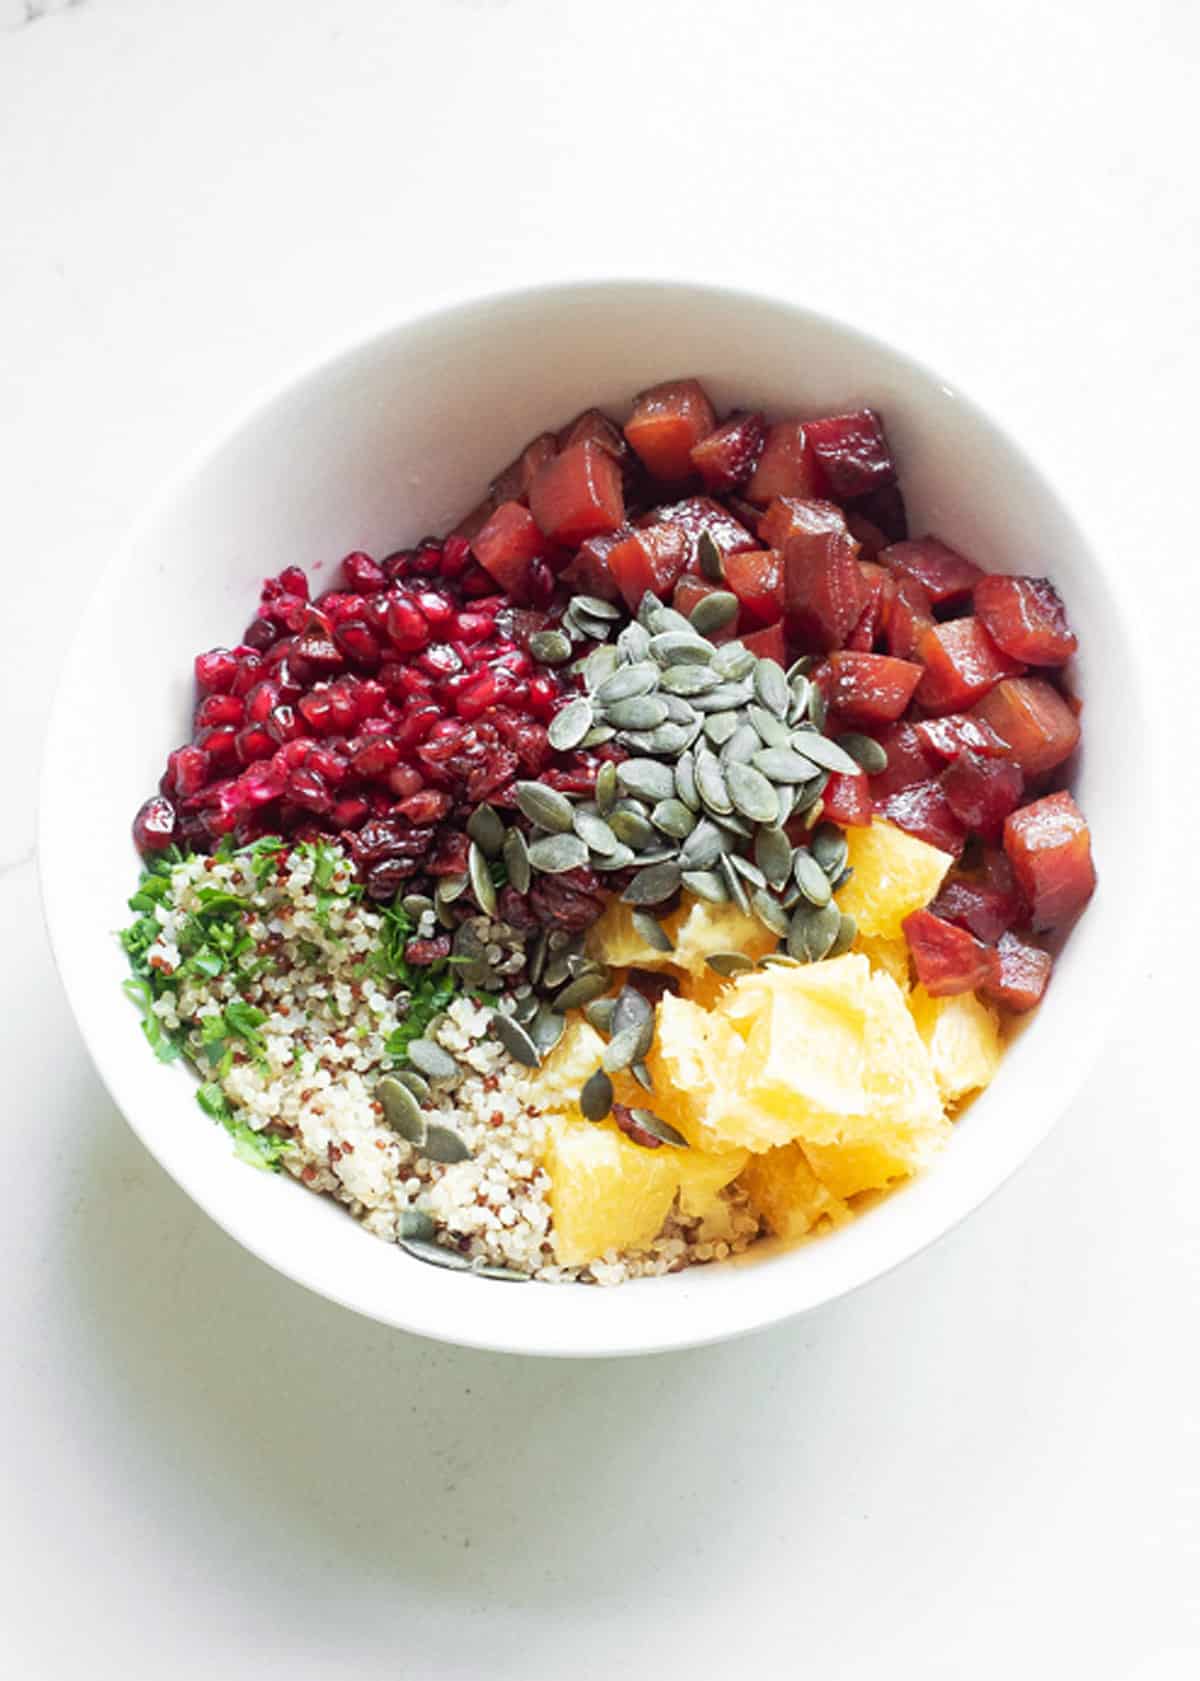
[405, 935, 451, 966]
[612, 1104, 663, 1149]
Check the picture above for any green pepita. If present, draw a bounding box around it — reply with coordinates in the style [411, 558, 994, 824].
[792, 847, 833, 906]
[837, 731, 889, 775]
[595, 759, 618, 815]
[632, 909, 675, 951]
[689, 590, 739, 637]
[491, 1012, 543, 1068]
[528, 629, 573, 666]
[621, 860, 682, 907]
[681, 868, 729, 903]
[651, 798, 698, 839]
[580, 1067, 615, 1121]
[697, 530, 725, 581]
[547, 697, 594, 752]
[422, 1122, 471, 1164]
[573, 809, 621, 856]
[468, 840, 497, 916]
[514, 780, 575, 833]
[377, 1075, 426, 1142]
[617, 759, 677, 803]
[502, 827, 531, 894]
[754, 824, 793, 889]
[726, 761, 780, 824]
[406, 1039, 461, 1081]
[527, 833, 590, 874]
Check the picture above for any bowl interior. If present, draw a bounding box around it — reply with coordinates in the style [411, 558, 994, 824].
[40, 281, 1138, 1356]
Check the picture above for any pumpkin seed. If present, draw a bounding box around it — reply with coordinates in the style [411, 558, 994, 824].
[720, 723, 762, 767]
[808, 684, 828, 732]
[752, 746, 822, 783]
[592, 842, 637, 871]
[468, 841, 497, 916]
[637, 590, 662, 627]
[617, 759, 677, 802]
[690, 590, 739, 636]
[397, 1209, 436, 1241]
[377, 1075, 427, 1142]
[837, 731, 889, 775]
[526, 928, 548, 987]
[648, 630, 714, 665]
[580, 724, 616, 748]
[714, 853, 746, 914]
[584, 644, 620, 687]
[472, 1261, 531, 1282]
[660, 663, 719, 697]
[751, 888, 791, 936]
[585, 995, 618, 1034]
[730, 854, 767, 889]
[695, 750, 732, 815]
[527, 833, 589, 874]
[594, 661, 659, 705]
[422, 1122, 471, 1164]
[574, 809, 621, 856]
[660, 693, 701, 724]
[712, 641, 755, 681]
[401, 892, 434, 919]
[407, 1039, 460, 1081]
[491, 1012, 542, 1068]
[631, 1061, 654, 1091]
[787, 731, 862, 776]
[697, 530, 725, 581]
[711, 808, 753, 839]
[726, 762, 780, 824]
[400, 1237, 472, 1271]
[831, 865, 853, 891]
[693, 680, 754, 713]
[681, 868, 729, 903]
[703, 711, 739, 746]
[510, 991, 540, 1024]
[603, 1024, 646, 1074]
[611, 983, 653, 1039]
[466, 802, 505, 858]
[804, 797, 825, 828]
[531, 1007, 566, 1055]
[754, 659, 790, 717]
[573, 593, 622, 621]
[436, 872, 468, 904]
[618, 621, 652, 662]
[646, 721, 700, 756]
[810, 822, 849, 879]
[580, 1067, 614, 1121]
[787, 674, 812, 724]
[502, 827, 531, 894]
[679, 817, 724, 869]
[792, 847, 833, 906]
[828, 910, 858, 958]
[514, 780, 575, 833]
[787, 900, 842, 963]
[674, 751, 700, 810]
[747, 704, 790, 748]
[609, 808, 656, 849]
[596, 759, 618, 815]
[605, 695, 670, 731]
[759, 952, 801, 969]
[632, 909, 674, 951]
[787, 655, 817, 680]
[651, 798, 697, 839]
[394, 1068, 432, 1104]
[621, 860, 682, 906]
[552, 971, 611, 1010]
[528, 629, 573, 666]
[755, 824, 793, 889]
[628, 1108, 689, 1148]
[706, 951, 756, 978]
[548, 697, 594, 751]
[647, 603, 694, 635]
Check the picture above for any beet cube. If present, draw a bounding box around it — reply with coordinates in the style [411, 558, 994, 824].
[846, 562, 889, 650]
[607, 523, 689, 610]
[724, 546, 783, 625]
[826, 651, 923, 726]
[883, 536, 983, 606]
[974, 574, 1078, 667]
[914, 713, 1007, 763]
[689, 411, 767, 492]
[529, 441, 625, 547]
[805, 408, 898, 499]
[983, 931, 1053, 1012]
[471, 501, 545, 597]
[556, 407, 628, 462]
[821, 770, 873, 826]
[882, 573, 935, 659]
[781, 501, 864, 653]
[848, 482, 909, 543]
[902, 908, 999, 996]
[563, 528, 624, 602]
[1003, 791, 1095, 931]
[744, 419, 827, 505]
[930, 876, 1020, 944]
[624, 378, 716, 481]
[916, 617, 1025, 714]
[874, 779, 966, 856]
[490, 431, 559, 505]
[970, 677, 1080, 778]
[741, 622, 787, 664]
[940, 749, 1024, 837]
[870, 721, 942, 799]
[645, 495, 759, 567]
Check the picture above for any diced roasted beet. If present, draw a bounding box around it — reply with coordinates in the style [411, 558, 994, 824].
[471, 501, 545, 597]
[744, 419, 827, 505]
[826, 651, 923, 726]
[916, 617, 1025, 713]
[845, 517, 889, 562]
[846, 562, 888, 649]
[883, 536, 984, 607]
[940, 749, 1024, 837]
[781, 501, 864, 653]
[451, 496, 498, 541]
[849, 482, 909, 543]
[805, 409, 897, 498]
[870, 721, 942, 799]
[690, 411, 767, 492]
[741, 621, 787, 663]
[821, 769, 872, 826]
[930, 876, 1020, 944]
[974, 574, 1078, 667]
[874, 778, 966, 856]
[1003, 791, 1096, 931]
[624, 378, 716, 481]
[556, 407, 628, 462]
[983, 931, 1053, 1012]
[564, 529, 625, 602]
[489, 432, 558, 505]
[607, 523, 689, 610]
[529, 441, 625, 547]
[971, 676, 1080, 778]
[724, 546, 783, 625]
[645, 495, 759, 564]
[914, 713, 1007, 763]
[902, 908, 999, 996]
[759, 496, 825, 551]
[881, 573, 935, 659]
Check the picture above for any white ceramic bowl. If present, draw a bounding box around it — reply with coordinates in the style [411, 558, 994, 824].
[40, 280, 1136, 1357]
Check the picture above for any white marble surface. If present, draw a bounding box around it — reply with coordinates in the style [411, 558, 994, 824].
[2, 2, 1198, 1675]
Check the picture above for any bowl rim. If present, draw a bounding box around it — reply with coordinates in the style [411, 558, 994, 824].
[37, 276, 1146, 1357]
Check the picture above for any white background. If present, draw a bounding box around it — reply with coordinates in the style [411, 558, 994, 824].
[2, 2, 1198, 1676]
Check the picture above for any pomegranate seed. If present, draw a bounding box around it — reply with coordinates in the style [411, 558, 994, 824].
[528, 674, 558, 720]
[318, 592, 366, 625]
[489, 647, 532, 680]
[195, 692, 244, 729]
[230, 653, 265, 697]
[164, 744, 211, 798]
[414, 590, 455, 632]
[451, 611, 493, 644]
[304, 745, 348, 786]
[342, 551, 386, 593]
[265, 703, 304, 743]
[409, 545, 441, 577]
[332, 796, 369, 828]
[351, 734, 401, 776]
[244, 680, 280, 724]
[385, 594, 431, 652]
[334, 620, 381, 666]
[298, 690, 335, 733]
[354, 678, 387, 719]
[441, 534, 471, 576]
[235, 724, 274, 764]
[396, 789, 451, 824]
[242, 617, 279, 652]
[459, 563, 497, 598]
[287, 767, 332, 813]
[278, 565, 309, 599]
[382, 549, 412, 582]
[133, 795, 177, 851]
[417, 642, 464, 678]
[194, 648, 239, 694]
[389, 702, 441, 751]
[294, 634, 344, 670]
[197, 725, 239, 767]
[386, 764, 425, 798]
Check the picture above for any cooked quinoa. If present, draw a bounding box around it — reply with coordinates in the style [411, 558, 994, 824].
[126, 843, 759, 1283]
